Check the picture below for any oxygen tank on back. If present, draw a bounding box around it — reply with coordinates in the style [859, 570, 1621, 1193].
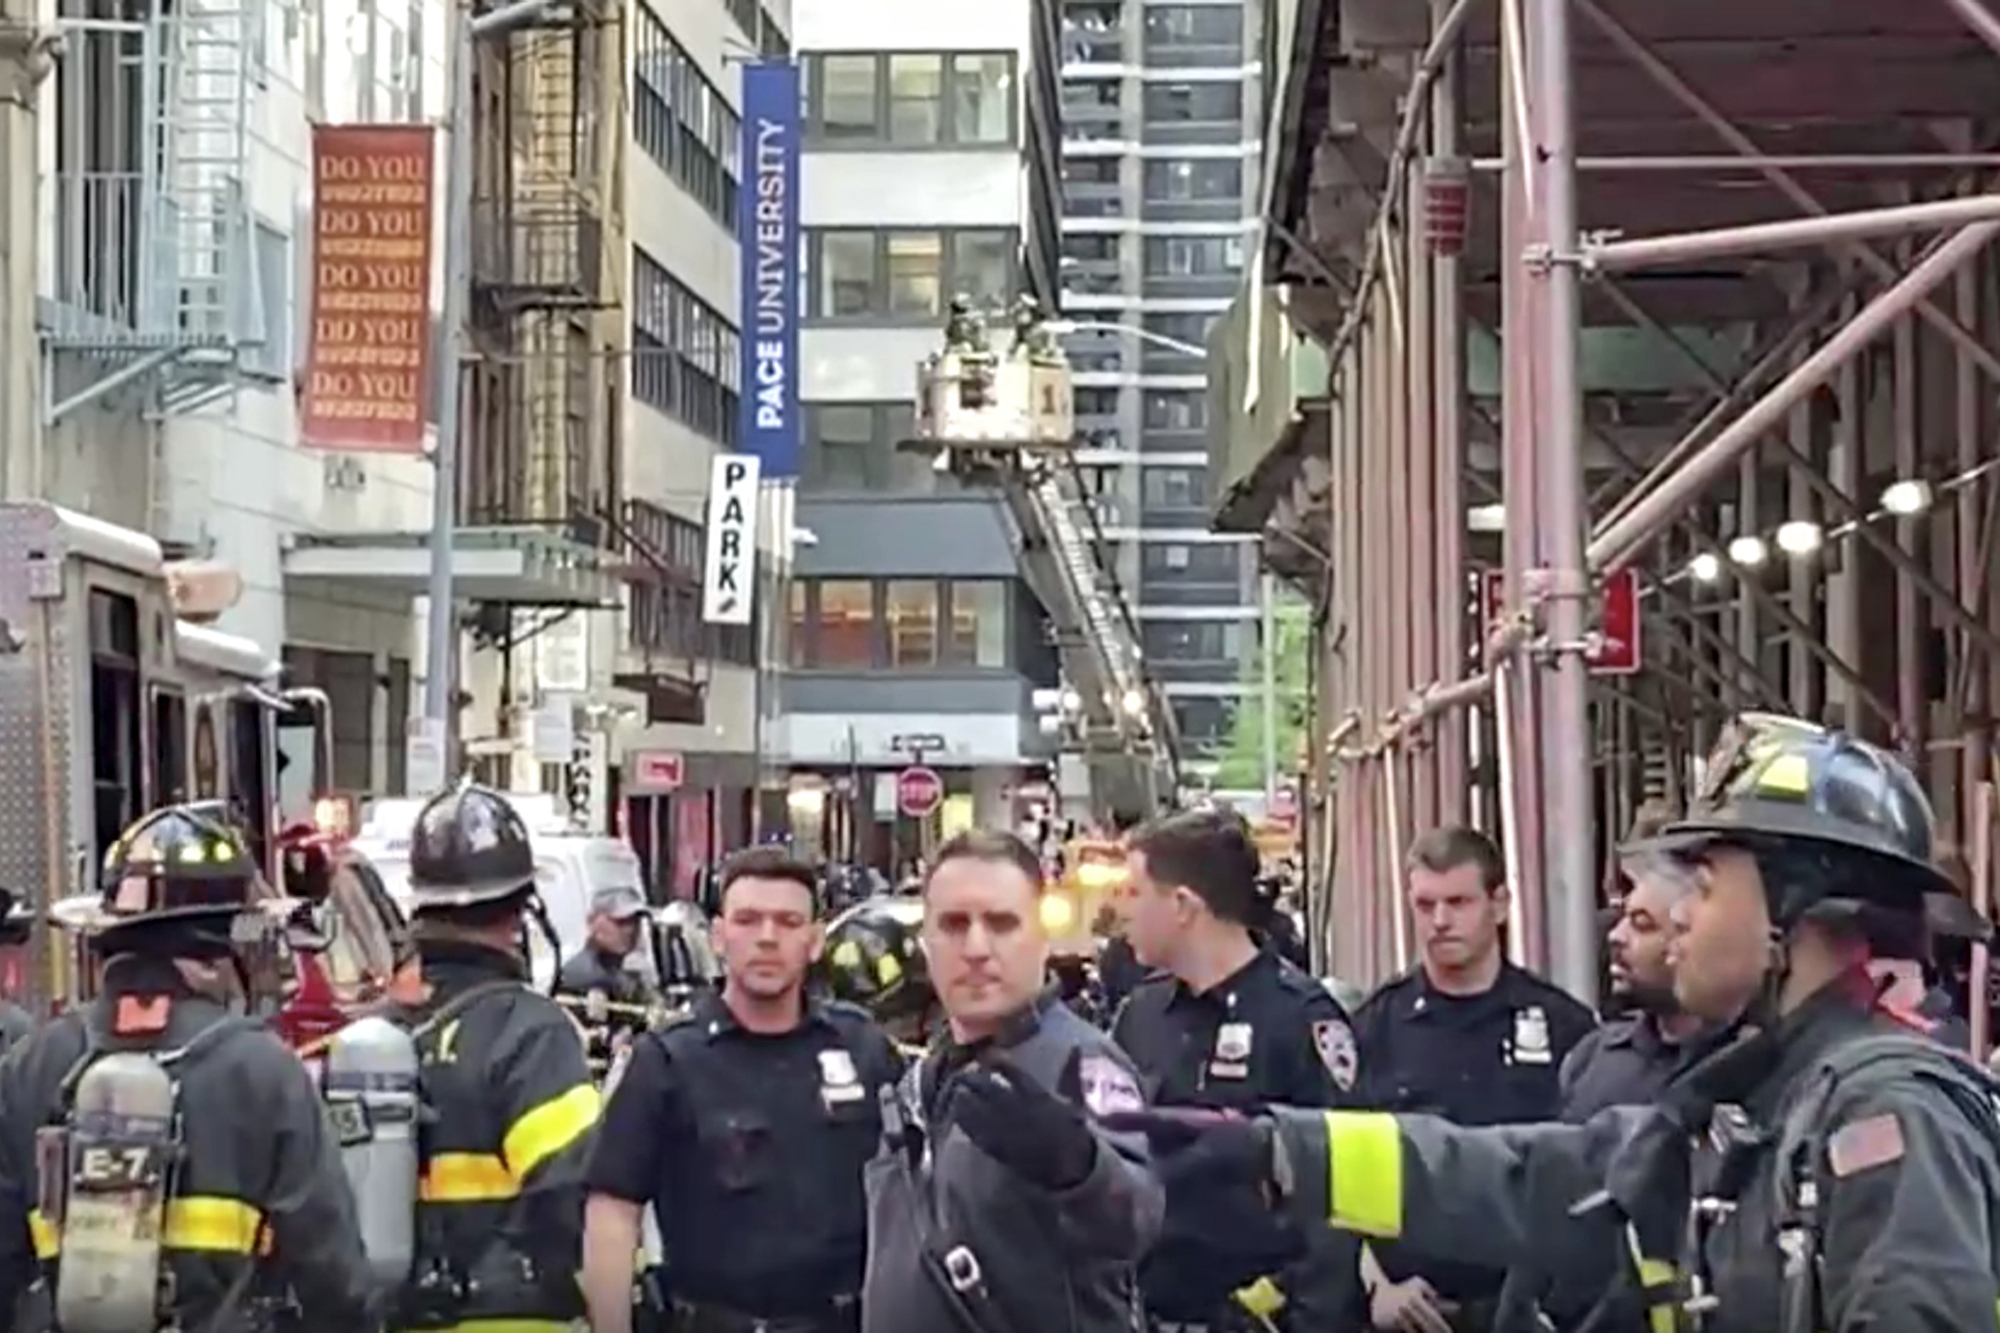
[50, 1053, 178, 1333]
[323, 1015, 422, 1286]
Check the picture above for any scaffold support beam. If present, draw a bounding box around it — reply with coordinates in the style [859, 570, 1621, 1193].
[1588, 222, 2000, 571]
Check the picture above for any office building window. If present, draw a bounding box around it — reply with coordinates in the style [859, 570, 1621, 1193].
[1075, 387, 1119, 416]
[804, 401, 931, 492]
[1143, 236, 1242, 277]
[1144, 5, 1241, 48]
[807, 228, 1019, 320]
[1143, 621, 1241, 662]
[1143, 311, 1216, 350]
[946, 581, 1008, 667]
[1143, 159, 1242, 201]
[815, 581, 876, 667]
[1142, 82, 1240, 123]
[1143, 541, 1241, 581]
[886, 581, 940, 666]
[804, 51, 1016, 145]
[1172, 696, 1238, 752]
[631, 246, 741, 446]
[1143, 467, 1203, 507]
[1064, 157, 1119, 185]
[1144, 389, 1208, 430]
[888, 54, 944, 143]
[631, 5, 741, 231]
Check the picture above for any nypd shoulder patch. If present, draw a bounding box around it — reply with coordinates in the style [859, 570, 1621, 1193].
[1313, 1018, 1359, 1092]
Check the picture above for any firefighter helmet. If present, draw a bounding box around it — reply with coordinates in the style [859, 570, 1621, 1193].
[404, 783, 538, 913]
[1626, 712, 1951, 921]
[821, 895, 931, 1024]
[95, 805, 262, 940]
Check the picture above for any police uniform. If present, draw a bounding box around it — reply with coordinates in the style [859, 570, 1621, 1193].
[1557, 1011, 1737, 1123]
[1122, 714, 2000, 1333]
[371, 784, 601, 1332]
[584, 991, 901, 1331]
[862, 991, 1163, 1333]
[0, 805, 375, 1332]
[1114, 948, 1365, 1331]
[1350, 957, 1594, 1323]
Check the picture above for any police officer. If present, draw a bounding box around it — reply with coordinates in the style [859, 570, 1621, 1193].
[581, 846, 901, 1333]
[821, 893, 936, 1053]
[380, 782, 600, 1331]
[1350, 824, 1595, 1331]
[0, 805, 375, 1330]
[864, 829, 1163, 1333]
[0, 889, 39, 1050]
[1113, 808, 1364, 1332]
[1111, 713, 2000, 1333]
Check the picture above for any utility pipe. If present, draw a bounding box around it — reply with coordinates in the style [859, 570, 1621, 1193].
[1472, 153, 2000, 172]
[1579, 193, 2000, 274]
[1588, 222, 2000, 571]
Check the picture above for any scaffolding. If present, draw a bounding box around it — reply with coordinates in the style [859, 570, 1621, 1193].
[1248, 0, 2000, 997]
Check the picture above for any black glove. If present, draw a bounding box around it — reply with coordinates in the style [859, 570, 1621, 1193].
[1100, 1107, 1278, 1195]
[944, 1052, 1098, 1190]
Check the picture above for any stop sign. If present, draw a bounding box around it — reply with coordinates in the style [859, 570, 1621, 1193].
[896, 765, 944, 817]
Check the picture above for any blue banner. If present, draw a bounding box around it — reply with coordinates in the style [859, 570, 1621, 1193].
[737, 60, 802, 478]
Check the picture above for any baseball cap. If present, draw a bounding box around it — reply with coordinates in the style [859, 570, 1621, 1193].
[591, 885, 648, 920]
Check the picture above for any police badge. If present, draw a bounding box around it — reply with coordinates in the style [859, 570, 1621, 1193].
[1312, 1019, 1358, 1092]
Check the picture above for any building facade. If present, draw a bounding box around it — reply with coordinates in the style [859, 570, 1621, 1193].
[1057, 0, 1264, 779]
[26, 0, 770, 884]
[780, 0, 1066, 866]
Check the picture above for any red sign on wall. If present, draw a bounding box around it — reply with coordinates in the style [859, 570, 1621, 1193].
[1479, 567, 1642, 676]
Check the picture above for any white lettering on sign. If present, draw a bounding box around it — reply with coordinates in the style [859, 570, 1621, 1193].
[701, 453, 762, 626]
[752, 117, 791, 433]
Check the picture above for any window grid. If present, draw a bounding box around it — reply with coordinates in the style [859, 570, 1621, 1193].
[801, 51, 1020, 148]
[632, 4, 742, 233]
[805, 227, 1020, 322]
[788, 579, 1013, 670]
[623, 498, 757, 666]
[631, 246, 742, 448]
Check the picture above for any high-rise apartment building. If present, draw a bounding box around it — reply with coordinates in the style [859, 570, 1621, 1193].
[1058, 0, 1263, 779]
[776, 0, 1070, 866]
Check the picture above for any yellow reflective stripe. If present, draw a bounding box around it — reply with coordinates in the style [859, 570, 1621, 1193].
[1623, 1224, 1677, 1333]
[28, 1197, 267, 1258]
[423, 1152, 518, 1202]
[27, 1209, 55, 1260]
[502, 1082, 600, 1181]
[1323, 1111, 1403, 1238]
[1233, 1275, 1285, 1316]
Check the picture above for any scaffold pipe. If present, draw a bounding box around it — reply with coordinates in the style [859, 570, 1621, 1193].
[1587, 221, 2000, 571]
[1382, 747, 1410, 972]
[1580, 194, 2000, 273]
[1971, 779, 1994, 1061]
[1493, 661, 1529, 968]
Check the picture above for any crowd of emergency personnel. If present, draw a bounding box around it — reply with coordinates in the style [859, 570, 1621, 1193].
[0, 709, 1992, 1332]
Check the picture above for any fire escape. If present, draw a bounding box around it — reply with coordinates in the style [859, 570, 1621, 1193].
[45, 0, 274, 422]
[459, 0, 627, 653]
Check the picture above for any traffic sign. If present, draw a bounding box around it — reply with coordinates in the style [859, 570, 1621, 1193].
[1479, 567, 1642, 676]
[896, 765, 945, 818]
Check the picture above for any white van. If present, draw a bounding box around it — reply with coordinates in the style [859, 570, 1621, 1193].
[353, 794, 648, 990]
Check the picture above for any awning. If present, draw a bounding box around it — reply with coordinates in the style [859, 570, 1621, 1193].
[283, 526, 624, 608]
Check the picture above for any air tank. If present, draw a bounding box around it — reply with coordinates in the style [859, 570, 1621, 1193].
[55, 1053, 177, 1333]
[323, 1016, 422, 1286]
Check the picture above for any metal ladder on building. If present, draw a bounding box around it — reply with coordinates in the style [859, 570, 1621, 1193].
[145, 0, 257, 359]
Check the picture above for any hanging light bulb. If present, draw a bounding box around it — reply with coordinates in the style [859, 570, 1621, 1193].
[1726, 535, 1768, 567]
[1775, 520, 1823, 556]
[1688, 552, 1722, 582]
[1880, 479, 1933, 516]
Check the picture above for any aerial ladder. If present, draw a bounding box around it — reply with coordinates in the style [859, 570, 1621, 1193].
[910, 299, 1179, 817]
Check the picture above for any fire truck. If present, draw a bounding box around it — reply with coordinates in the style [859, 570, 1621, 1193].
[0, 501, 378, 1011]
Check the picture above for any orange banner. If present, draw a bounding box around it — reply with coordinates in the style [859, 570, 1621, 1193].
[300, 124, 437, 453]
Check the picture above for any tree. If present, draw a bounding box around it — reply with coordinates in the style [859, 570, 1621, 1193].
[1214, 595, 1314, 790]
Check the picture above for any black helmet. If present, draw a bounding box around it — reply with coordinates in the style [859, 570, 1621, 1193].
[405, 783, 538, 913]
[821, 895, 930, 1023]
[96, 805, 262, 938]
[1627, 712, 1951, 922]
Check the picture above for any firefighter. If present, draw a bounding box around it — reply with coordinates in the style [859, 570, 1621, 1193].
[821, 893, 936, 1053]
[0, 889, 38, 1049]
[0, 804, 376, 1331]
[372, 782, 600, 1331]
[1106, 713, 2000, 1332]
